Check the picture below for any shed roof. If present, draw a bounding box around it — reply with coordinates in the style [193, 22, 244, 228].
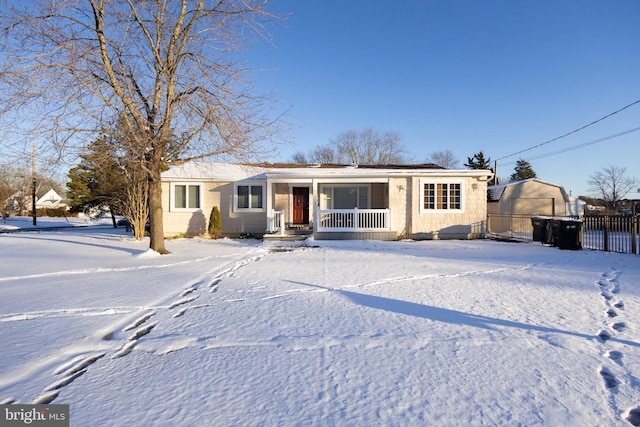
[487, 178, 570, 202]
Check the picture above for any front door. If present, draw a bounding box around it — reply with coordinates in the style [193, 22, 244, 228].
[292, 187, 309, 225]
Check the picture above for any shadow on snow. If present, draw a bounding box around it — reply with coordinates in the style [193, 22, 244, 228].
[288, 280, 640, 348]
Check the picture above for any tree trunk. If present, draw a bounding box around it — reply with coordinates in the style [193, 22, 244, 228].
[148, 165, 169, 254]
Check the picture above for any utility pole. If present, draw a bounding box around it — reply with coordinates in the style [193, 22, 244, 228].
[31, 144, 37, 226]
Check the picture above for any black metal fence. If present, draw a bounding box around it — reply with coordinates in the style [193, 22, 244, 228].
[582, 215, 639, 254]
[487, 214, 639, 255]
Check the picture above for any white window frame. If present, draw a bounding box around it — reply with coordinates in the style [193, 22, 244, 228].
[171, 183, 203, 212]
[419, 179, 464, 213]
[234, 182, 266, 212]
[319, 184, 371, 209]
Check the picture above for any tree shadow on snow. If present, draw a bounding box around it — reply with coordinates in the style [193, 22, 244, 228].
[10, 233, 147, 256]
[289, 280, 640, 348]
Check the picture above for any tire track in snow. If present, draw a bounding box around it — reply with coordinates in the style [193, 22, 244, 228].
[0, 307, 137, 323]
[0, 255, 224, 283]
[229, 263, 541, 303]
[0, 249, 270, 405]
[353, 264, 539, 289]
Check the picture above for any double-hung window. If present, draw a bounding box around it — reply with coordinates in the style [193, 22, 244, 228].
[172, 184, 202, 211]
[420, 180, 462, 212]
[235, 183, 264, 212]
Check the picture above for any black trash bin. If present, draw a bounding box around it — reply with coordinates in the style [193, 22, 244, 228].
[553, 219, 582, 250]
[531, 216, 551, 243]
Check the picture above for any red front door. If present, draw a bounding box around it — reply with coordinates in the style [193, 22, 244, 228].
[292, 187, 309, 225]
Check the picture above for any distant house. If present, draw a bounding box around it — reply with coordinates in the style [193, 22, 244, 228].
[3, 188, 67, 214]
[36, 189, 68, 210]
[161, 162, 493, 240]
[567, 196, 587, 217]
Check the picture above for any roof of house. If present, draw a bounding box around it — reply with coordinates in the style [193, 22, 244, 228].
[487, 178, 569, 202]
[162, 161, 492, 181]
[36, 189, 67, 207]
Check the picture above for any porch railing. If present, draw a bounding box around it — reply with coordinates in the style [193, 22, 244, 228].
[267, 210, 285, 235]
[316, 208, 391, 232]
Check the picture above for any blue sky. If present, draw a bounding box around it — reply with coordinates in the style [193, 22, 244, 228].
[248, 0, 640, 198]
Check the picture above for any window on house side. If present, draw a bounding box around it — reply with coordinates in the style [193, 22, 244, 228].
[174, 184, 201, 209]
[236, 185, 263, 210]
[423, 182, 461, 211]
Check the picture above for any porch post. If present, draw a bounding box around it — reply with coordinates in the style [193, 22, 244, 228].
[265, 178, 273, 233]
[353, 207, 358, 229]
[312, 178, 319, 230]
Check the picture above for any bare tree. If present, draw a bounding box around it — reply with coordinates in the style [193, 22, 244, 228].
[588, 165, 639, 210]
[309, 144, 339, 164]
[332, 128, 407, 165]
[0, 1, 287, 253]
[0, 162, 61, 217]
[0, 165, 23, 220]
[290, 151, 307, 164]
[68, 118, 151, 240]
[426, 150, 459, 169]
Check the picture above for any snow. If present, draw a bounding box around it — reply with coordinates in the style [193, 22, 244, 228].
[2, 218, 640, 425]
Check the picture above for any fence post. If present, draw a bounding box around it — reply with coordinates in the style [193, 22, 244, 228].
[604, 216, 610, 252]
[633, 203, 638, 255]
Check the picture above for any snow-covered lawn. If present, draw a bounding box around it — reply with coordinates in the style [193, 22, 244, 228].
[1, 219, 640, 426]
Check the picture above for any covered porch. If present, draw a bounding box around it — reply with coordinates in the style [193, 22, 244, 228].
[264, 171, 397, 240]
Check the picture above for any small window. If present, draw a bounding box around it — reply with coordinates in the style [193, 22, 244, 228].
[235, 184, 264, 211]
[173, 184, 201, 210]
[423, 183, 435, 210]
[421, 181, 462, 212]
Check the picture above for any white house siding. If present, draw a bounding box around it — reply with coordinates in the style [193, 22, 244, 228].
[388, 177, 410, 238]
[162, 181, 267, 238]
[409, 175, 488, 240]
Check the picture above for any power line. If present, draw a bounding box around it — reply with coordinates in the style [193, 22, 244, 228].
[496, 98, 640, 161]
[499, 126, 640, 167]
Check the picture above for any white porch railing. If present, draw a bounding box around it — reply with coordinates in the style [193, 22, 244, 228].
[267, 210, 285, 235]
[316, 208, 392, 232]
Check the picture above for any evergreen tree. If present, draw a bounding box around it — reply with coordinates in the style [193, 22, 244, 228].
[509, 159, 537, 182]
[208, 206, 223, 238]
[464, 151, 492, 170]
[66, 120, 149, 240]
[66, 165, 97, 212]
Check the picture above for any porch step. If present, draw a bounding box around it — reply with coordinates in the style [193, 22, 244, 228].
[263, 232, 312, 241]
[263, 228, 313, 241]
